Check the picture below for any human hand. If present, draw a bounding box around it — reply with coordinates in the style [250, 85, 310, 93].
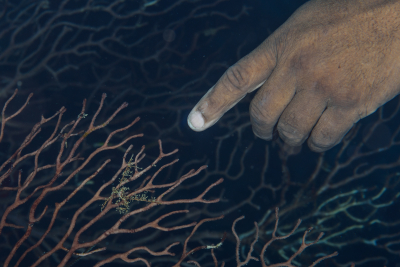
[187, 0, 400, 152]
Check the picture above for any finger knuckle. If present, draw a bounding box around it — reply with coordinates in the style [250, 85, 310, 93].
[309, 131, 336, 151]
[277, 122, 306, 145]
[224, 64, 251, 92]
[249, 101, 275, 126]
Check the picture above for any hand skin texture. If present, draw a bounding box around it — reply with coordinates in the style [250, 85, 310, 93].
[187, 0, 400, 152]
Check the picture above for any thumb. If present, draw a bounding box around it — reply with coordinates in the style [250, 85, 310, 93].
[187, 42, 276, 131]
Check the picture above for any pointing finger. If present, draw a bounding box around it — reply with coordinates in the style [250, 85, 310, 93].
[187, 41, 276, 131]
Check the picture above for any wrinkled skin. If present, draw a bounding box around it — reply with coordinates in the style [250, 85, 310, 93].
[188, 0, 400, 152]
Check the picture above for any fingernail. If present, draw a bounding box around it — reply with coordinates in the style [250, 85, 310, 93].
[188, 111, 204, 130]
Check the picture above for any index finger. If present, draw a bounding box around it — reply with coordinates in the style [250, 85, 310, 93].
[187, 42, 276, 131]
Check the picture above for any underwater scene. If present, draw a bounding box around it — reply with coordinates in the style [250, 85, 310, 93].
[0, 0, 399, 266]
